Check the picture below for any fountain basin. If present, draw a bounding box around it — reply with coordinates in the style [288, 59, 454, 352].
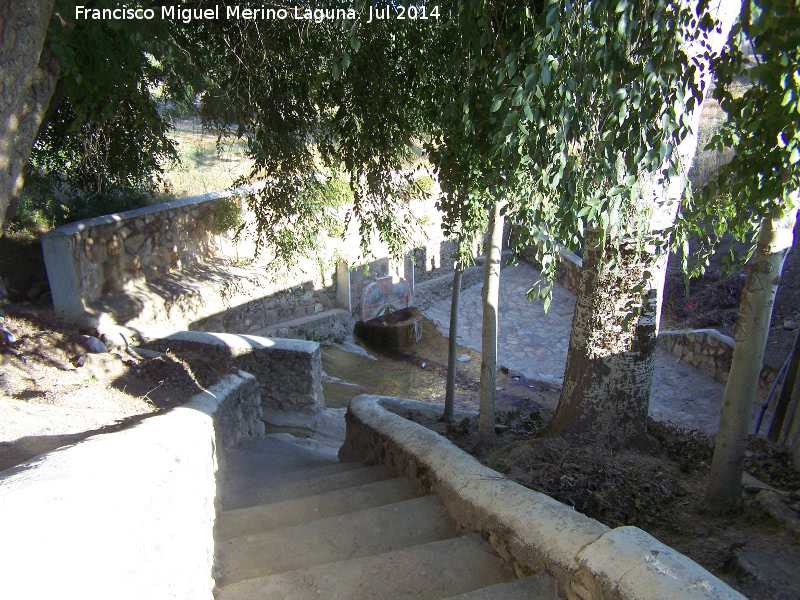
[354, 307, 423, 349]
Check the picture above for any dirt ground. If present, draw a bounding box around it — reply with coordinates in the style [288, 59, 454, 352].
[0, 303, 235, 472]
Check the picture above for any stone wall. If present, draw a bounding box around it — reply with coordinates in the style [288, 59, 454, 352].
[42, 188, 255, 322]
[658, 329, 778, 397]
[42, 184, 464, 342]
[164, 332, 325, 414]
[521, 242, 583, 295]
[340, 395, 748, 600]
[0, 372, 261, 600]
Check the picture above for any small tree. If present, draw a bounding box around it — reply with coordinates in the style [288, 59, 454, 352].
[692, 0, 800, 513]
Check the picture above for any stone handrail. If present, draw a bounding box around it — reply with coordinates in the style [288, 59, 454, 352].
[339, 395, 747, 600]
[0, 371, 263, 600]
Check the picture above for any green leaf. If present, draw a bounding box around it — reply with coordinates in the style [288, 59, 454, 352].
[332, 62, 341, 80]
[490, 99, 502, 113]
[791, 148, 800, 165]
[524, 71, 538, 91]
[541, 65, 551, 86]
[503, 110, 520, 127]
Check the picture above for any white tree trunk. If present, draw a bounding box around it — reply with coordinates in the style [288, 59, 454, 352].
[478, 200, 504, 447]
[548, 0, 741, 447]
[0, 0, 59, 232]
[704, 207, 798, 513]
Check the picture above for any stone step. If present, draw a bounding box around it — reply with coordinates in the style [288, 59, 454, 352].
[216, 534, 515, 600]
[216, 476, 417, 541]
[221, 436, 347, 481]
[221, 461, 391, 511]
[441, 573, 558, 600]
[216, 495, 455, 586]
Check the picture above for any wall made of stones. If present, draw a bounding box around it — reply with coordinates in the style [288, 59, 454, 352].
[164, 332, 325, 415]
[521, 243, 582, 295]
[658, 330, 778, 397]
[62, 195, 242, 306]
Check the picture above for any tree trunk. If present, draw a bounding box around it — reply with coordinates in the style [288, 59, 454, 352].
[548, 0, 741, 448]
[548, 230, 658, 447]
[0, 0, 59, 233]
[777, 374, 800, 470]
[478, 200, 504, 447]
[704, 208, 797, 514]
[444, 241, 464, 424]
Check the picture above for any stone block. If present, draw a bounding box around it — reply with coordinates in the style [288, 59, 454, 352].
[577, 526, 747, 600]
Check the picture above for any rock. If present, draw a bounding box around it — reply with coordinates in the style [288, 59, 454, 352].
[82, 335, 108, 354]
[783, 319, 799, 330]
[457, 354, 471, 362]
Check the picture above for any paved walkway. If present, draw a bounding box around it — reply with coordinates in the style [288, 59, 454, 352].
[423, 262, 733, 435]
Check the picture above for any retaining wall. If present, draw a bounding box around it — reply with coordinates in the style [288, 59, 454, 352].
[0, 371, 263, 600]
[42, 184, 466, 343]
[340, 395, 747, 600]
[163, 331, 325, 414]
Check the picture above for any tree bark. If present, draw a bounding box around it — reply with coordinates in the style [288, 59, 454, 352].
[478, 200, 504, 447]
[768, 327, 800, 441]
[703, 208, 797, 513]
[444, 242, 464, 424]
[0, 0, 59, 232]
[548, 230, 658, 447]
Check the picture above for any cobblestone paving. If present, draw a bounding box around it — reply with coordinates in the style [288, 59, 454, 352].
[423, 262, 746, 435]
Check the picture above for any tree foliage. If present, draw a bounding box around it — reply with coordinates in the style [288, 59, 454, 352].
[429, 0, 715, 309]
[676, 0, 800, 268]
[171, 0, 439, 267]
[14, 0, 179, 228]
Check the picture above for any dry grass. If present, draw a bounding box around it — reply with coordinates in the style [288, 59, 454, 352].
[159, 118, 254, 199]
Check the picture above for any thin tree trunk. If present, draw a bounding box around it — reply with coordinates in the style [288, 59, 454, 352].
[704, 208, 797, 514]
[478, 200, 504, 448]
[0, 0, 60, 232]
[444, 240, 464, 424]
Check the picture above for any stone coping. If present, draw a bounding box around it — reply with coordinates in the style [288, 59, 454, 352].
[339, 395, 747, 600]
[0, 371, 263, 600]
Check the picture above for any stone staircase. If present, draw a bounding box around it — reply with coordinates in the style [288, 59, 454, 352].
[214, 435, 558, 600]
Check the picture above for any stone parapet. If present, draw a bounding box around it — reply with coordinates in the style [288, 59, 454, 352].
[0, 371, 261, 600]
[340, 395, 747, 600]
[521, 242, 583, 295]
[163, 331, 325, 414]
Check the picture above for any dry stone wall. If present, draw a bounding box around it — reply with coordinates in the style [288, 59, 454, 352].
[164, 332, 325, 414]
[42, 182, 486, 342]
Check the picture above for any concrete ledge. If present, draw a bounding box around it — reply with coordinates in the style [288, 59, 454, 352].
[0, 371, 262, 600]
[339, 395, 747, 600]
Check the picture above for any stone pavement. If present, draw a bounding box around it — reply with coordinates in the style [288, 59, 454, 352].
[424, 262, 740, 435]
